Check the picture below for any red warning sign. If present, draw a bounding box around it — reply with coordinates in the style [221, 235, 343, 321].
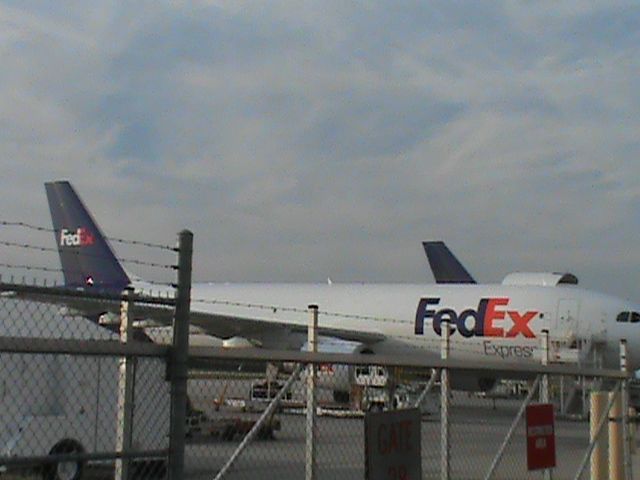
[526, 403, 556, 471]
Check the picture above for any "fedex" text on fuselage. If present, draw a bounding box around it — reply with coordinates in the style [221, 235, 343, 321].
[414, 297, 538, 338]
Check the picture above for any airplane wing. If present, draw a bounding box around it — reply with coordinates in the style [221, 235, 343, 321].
[8, 285, 386, 349]
[188, 310, 386, 346]
[134, 293, 387, 347]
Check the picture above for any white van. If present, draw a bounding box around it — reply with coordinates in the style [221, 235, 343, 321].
[0, 302, 170, 480]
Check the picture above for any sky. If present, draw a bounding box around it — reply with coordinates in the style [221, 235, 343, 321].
[0, 1, 639, 300]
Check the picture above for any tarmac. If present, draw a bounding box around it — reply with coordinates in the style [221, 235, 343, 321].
[181, 391, 640, 480]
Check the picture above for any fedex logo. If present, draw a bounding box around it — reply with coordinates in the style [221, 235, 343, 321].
[59, 228, 95, 247]
[414, 297, 537, 338]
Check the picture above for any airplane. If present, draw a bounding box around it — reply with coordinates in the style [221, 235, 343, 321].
[43, 181, 639, 390]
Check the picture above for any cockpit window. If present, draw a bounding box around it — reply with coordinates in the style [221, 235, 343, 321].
[617, 312, 630, 322]
[617, 311, 640, 323]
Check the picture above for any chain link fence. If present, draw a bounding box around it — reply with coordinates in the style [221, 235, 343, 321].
[0, 231, 637, 479]
[0, 292, 173, 480]
[181, 344, 636, 480]
[0, 289, 637, 479]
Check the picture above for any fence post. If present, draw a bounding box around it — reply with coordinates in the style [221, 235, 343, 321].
[115, 287, 135, 480]
[539, 330, 553, 480]
[590, 392, 608, 480]
[574, 384, 621, 480]
[440, 320, 450, 480]
[168, 230, 193, 480]
[609, 390, 624, 480]
[540, 329, 549, 403]
[306, 305, 318, 480]
[620, 339, 632, 480]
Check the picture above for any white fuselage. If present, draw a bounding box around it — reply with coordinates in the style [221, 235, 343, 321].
[183, 283, 640, 371]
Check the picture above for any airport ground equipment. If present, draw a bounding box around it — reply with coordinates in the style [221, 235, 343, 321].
[186, 410, 281, 442]
[314, 363, 399, 412]
[213, 364, 302, 480]
[250, 379, 293, 403]
[352, 365, 394, 412]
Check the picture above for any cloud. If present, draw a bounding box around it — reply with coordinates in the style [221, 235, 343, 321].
[0, 1, 639, 300]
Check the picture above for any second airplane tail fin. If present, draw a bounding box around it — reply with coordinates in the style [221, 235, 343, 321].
[45, 181, 130, 291]
[423, 241, 476, 284]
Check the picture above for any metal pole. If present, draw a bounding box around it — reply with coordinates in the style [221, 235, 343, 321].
[582, 375, 588, 418]
[115, 287, 135, 480]
[609, 390, 624, 480]
[590, 392, 608, 480]
[620, 339, 632, 480]
[440, 320, 450, 480]
[414, 368, 439, 409]
[541, 329, 550, 403]
[168, 230, 193, 480]
[630, 406, 637, 454]
[306, 305, 318, 480]
[540, 329, 552, 480]
[484, 376, 541, 480]
[573, 382, 621, 480]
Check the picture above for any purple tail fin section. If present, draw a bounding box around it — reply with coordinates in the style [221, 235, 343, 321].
[45, 181, 130, 292]
[423, 241, 476, 284]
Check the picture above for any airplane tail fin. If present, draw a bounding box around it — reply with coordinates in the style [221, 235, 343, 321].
[45, 181, 130, 291]
[423, 241, 476, 284]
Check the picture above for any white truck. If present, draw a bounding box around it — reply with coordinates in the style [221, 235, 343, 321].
[314, 363, 396, 412]
[0, 304, 170, 480]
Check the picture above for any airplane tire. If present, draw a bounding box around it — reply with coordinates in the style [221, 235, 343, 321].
[43, 440, 84, 480]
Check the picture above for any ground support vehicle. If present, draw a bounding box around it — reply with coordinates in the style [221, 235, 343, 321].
[0, 325, 170, 480]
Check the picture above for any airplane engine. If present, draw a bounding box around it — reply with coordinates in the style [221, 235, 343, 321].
[351, 343, 498, 392]
[451, 373, 496, 392]
[222, 336, 255, 348]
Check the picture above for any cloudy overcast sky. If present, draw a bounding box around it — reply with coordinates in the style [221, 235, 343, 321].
[1, 1, 639, 300]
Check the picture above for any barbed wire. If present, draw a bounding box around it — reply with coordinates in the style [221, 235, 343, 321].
[189, 296, 411, 325]
[0, 263, 61, 274]
[0, 292, 546, 358]
[0, 290, 533, 356]
[0, 300, 526, 358]
[0, 240, 176, 271]
[0, 220, 176, 251]
[187, 296, 548, 356]
[0, 263, 176, 289]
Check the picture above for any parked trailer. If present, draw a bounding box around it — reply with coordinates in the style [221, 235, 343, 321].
[0, 310, 170, 480]
[186, 414, 281, 443]
[186, 397, 280, 443]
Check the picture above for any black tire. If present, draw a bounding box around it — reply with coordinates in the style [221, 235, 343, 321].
[333, 390, 350, 404]
[257, 426, 275, 440]
[222, 426, 235, 441]
[132, 459, 167, 479]
[43, 440, 84, 480]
